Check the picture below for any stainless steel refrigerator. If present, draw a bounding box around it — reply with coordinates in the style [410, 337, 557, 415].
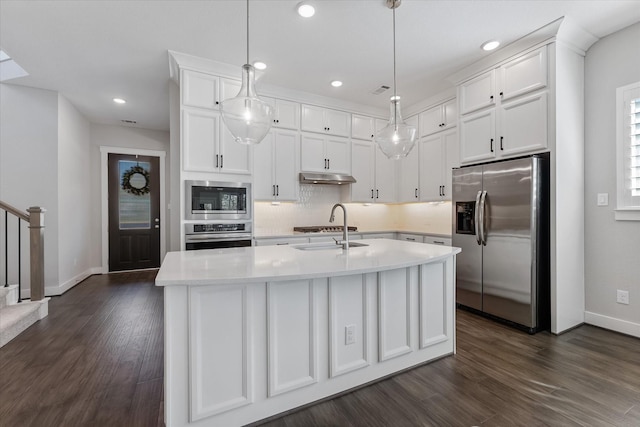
[452, 154, 550, 333]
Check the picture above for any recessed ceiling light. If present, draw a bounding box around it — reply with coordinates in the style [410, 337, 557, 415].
[481, 40, 500, 51]
[331, 80, 343, 88]
[253, 61, 267, 70]
[297, 2, 315, 18]
[113, 98, 126, 104]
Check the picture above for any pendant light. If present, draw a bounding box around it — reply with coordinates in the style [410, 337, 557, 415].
[220, 0, 273, 145]
[375, 0, 416, 159]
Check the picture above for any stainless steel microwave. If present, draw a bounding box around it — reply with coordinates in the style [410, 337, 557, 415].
[185, 180, 252, 220]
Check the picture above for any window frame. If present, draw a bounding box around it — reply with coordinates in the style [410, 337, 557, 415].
[615, 81, 640, 221]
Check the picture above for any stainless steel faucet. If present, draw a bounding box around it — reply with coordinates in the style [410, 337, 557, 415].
[329, 203, 349, 250]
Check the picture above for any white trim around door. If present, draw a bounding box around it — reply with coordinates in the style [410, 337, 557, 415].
[100, 146, 167, 274]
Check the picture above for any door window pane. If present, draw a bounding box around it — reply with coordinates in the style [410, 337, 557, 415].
[119, 160, 151, 230]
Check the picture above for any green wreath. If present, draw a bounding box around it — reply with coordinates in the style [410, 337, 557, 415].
[121, 165, 150, 196]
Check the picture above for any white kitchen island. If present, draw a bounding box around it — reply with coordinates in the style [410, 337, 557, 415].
[156, 239, 461, 427]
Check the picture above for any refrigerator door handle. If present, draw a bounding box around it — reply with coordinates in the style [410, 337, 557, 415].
[474, 190, 483, 245]
[479, 190, 488, 246]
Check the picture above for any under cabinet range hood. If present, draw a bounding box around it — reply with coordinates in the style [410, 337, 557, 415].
[299, 172, 356, 185]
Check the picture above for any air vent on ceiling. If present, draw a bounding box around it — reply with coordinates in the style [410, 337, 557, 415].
[121, 119, 137, 124]
[371, 85, 390, 95]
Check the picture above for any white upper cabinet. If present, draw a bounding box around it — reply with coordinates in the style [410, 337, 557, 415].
[181, 69, 241, 110]
[182, 108, 252, 175]
[254, 129, 299, 201]
[349, 139, 396, 203]
[498, 47, 547, 102]
[458, 46, 548, 164]
[352, 115, 376, 140]
[301, 104, 350, 137]
[459, 71, 495, 115]
[419, 129, 458, 201]
[182, 70, 220, 109]
[264, 97, 300, 130]
[420, 98, 457, 137]
[397, 115, 420, 202]
[300, 133, 350, 174]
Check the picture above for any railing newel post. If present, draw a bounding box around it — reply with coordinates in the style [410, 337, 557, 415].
[27, 207, 45, 302]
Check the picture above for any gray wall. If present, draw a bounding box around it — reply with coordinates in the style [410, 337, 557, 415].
[584, 22, 640, 334]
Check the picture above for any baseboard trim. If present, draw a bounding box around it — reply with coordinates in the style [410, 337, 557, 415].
[20, 267, 102, 299]
[584, 311, 640, 338]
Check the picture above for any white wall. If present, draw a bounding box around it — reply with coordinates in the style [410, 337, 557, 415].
[0, 84, 60, 292]
[57, 94, 93, 292]
[584, 22, 640, 337]
[89, 123, 170, 265]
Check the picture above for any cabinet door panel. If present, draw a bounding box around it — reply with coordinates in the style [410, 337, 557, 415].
[419, 135, 443, 201]
[499, 47, 547, 101]
[442, 130, 458, 200]
[253, 132, 275, 200]
[219, 78, 241, 103]
[459, 71, 495, 115]
[300, 133, 326, 172]
[326, 109, 350, 137]
[274, 131, 299, 201]
[375, 147, 396, 203]
[499, 92, 547, 156]
[442, 98, 458, 128]
[351, 141, 374, 202]
[219, 126, 252, 175]
[419, 105, 442, 137]
[459, 109, 496, 164]
[275, 100, 300, 130]
[398, 146, 419, 202]
[352, 115, 375, 140]
[183, 109, 218, 172]
[326, 136, 350, 174]
[182, 70, 219, 109]
[301, 105, 325, 134]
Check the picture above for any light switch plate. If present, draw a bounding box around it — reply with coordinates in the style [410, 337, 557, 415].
[597, 193, 609, 206]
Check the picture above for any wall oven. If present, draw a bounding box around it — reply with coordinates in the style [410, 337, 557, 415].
[184, 222, 252, 251]
[185, 180, 251, 221]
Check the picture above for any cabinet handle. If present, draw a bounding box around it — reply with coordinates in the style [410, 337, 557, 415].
[490, 138, 494, 153]
[324, 158, 327, 169]
[433, 240, 445, 245]
[328, 159, 330, 169]
[376, 189, 379, 199]
[216, 154, 219, 168]
[272, 185, 276, 196]
[371, 189, 374, 199]
[406, 237, 416, 241]
[500, 136, 504, 150]
[276, 185, 279, 196]
[220, 155, 224, 168]
[415, 188, 418, 198]
[442, 185, 446, 197]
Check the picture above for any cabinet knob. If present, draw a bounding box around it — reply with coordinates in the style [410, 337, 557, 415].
[215, 101, 219, 105]
[499, 91, 503, 97]
[490, 95, 494, 101]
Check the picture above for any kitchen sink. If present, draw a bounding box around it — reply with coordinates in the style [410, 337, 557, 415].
[293, 242, 369, 251]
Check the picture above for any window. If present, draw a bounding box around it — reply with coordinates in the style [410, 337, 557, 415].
[616, 81, 640, 220]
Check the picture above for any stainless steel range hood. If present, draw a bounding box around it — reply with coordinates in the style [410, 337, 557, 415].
[299, 172, 356, 185]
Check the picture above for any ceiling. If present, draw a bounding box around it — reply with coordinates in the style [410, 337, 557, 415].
[1, 1, 639, 132]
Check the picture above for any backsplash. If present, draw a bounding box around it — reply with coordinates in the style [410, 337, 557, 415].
[254, 184, 452, 236]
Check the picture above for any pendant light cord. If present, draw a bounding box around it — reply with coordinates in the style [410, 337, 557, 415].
[246, 0, 250, 64]
[392, 0, 398, 126]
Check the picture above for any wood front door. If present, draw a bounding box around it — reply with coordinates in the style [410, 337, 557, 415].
[108, 153, 161, 271]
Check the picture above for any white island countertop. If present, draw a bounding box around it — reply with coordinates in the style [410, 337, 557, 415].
[156, 238, 461, 286]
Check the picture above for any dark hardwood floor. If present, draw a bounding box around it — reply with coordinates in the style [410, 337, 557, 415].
[1, 271, 639, 426]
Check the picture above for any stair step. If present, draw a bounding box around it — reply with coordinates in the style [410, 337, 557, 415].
[0, 301, 44, 348]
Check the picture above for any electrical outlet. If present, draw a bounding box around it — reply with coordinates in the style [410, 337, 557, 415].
[616, 290, 629, 305]
[597, 193, 609, 206]
[345, 324, 356, 345]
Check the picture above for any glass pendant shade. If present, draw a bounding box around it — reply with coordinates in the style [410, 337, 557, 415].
[220, 64, 273, 145]
[375, 97, 416, 159]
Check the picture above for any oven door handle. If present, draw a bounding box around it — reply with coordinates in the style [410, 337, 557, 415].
[185, 234, 252, 242]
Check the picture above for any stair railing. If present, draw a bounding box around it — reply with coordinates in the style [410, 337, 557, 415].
[0, 201, 45, 302]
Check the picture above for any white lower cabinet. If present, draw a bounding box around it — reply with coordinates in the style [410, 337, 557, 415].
[424, 236, 452, 246]
[254, 237, 309, 246]
[397, 233, 423, 243]
[254, 129, 299, 201]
